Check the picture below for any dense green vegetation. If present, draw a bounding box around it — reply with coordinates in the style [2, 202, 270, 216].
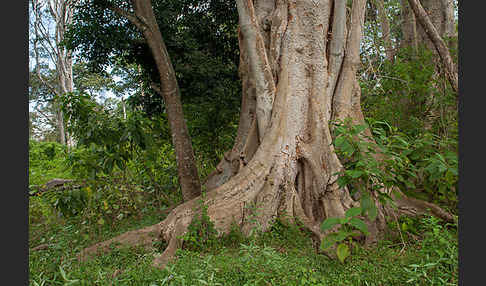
[29, 0, 458, 284]
[30, 190, 457, 285]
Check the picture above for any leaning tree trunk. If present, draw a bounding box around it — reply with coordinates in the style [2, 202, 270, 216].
[80, 0, 453, 268]
[400, 0, 457, 128]
[104, 0, 202, 202]
[401, 0, 456, 52]
[407, 0, 457, 93]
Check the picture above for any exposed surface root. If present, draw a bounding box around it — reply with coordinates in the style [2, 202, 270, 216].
[75, 0, 455, 269]
[392, 191, 455, 223]
[77, 223, 161, 262]
[31, 243, 50, 251]
[77, 182, 454, 269]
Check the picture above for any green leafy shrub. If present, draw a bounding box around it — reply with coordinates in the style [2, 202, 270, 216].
[322, 118, 458, 260]
[362, 46, 457, 139]
[333, 118, 457, 211]
[320, 206, 370, 263]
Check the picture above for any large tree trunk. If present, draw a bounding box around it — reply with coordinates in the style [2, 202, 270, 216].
[106, 0, 202, 202]
[80, 0, 453, 268]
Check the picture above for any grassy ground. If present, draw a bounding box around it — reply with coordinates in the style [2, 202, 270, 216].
[28, 141, 458, 285]
[29, 204, 458, 286]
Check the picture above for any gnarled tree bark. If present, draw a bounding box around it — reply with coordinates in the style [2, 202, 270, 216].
[79, 0, 453, 268]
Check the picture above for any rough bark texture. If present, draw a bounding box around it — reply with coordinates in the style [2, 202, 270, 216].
[80, 0, 454, 268]
[107, 0, 202, 202]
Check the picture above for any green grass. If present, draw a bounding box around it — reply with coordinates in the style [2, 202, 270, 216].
[28, 141, 458, 285]
[29, 208, 458, 286]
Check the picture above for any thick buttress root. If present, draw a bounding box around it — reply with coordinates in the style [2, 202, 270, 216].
[77, 0, 455, 269]
[78, 223, 161, 261]
[77, 160, 453, 269]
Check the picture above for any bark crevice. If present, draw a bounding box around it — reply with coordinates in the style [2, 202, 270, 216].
[78, 0, 454, 269]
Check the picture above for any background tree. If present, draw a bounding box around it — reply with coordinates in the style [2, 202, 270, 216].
[400, 0, 457, 119]
[66, 0, 248, 201]
[30, 0, 80, 146]
[67, 0, 241, 162]
[406, 0, 457, 93]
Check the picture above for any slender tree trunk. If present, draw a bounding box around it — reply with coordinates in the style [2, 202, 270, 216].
[401, 0, 456, 71]
[106, 0, 202, 201]
[80, 0, 453, 268]
[374, 0, 394, 61]
[56, 52, 70, 146]
[31, 0, 72, 145]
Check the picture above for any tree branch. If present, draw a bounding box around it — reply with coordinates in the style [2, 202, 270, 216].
[332, 0, 367, 121]
[327, 0, 347, 107]
[102, 1, 147, 32]
[407, 0, 458, 93]
[34, 105, 57, 126]
[149, 81, 162, 95]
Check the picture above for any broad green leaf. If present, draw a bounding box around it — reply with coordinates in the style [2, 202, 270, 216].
[320, 217, 341, 232]
[337, 175, 350, 188]
[341, 140, 355, 156]
[349, 218, 369, 235]
[367, 204, 378, 221]
[401, 222, 408, 232]
[335, 231, 351, 243]
[345, 170, 364, 179]
[321, 233, 338, 250]
[345, 207, 362, 218]
[360, 193, 377, 221]
[360, 192, 372, 211]
[334, 136, 346, 148]
[336, 243, 350, 263]
[353, 124, 368, 135]
[394, 136, 409, 147]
